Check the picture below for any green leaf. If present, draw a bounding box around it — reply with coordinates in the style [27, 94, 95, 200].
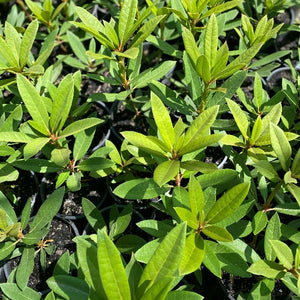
[23, 137, 50, 160]
[82, 197, 107, 233]
[0, 36, 19, 68]
[254, 72, 263, 109]
[270, 240, 293, 270]
[5, 22, 20, 66]
[118, 0, 138, 45]
[206, 182, 250, 224]
[189, 175, 204, 218]
[0, 241, 16, 260]
[195, 55, 210, 82]
[13, 159, 61, 173]
[66, 31, 88, 64]
[78, 157, 114, 172]
[53, 251, 70, 276]
[0, 283, 41, 300]
[140, 277, 174, 300]
[136, 220, 174, 238]
[0, 208, 7, 229]
[270, 123, 291, 171]
[182, 27, 201, 66]
[179, 233, 205, 275]
[67, 172, 82, 192]
[203, 241, 221, 278]
[153, 160, 180, 187]
[21, 198, 31, 230]
[114, 47, 139, 59]
[254, 160, 279, 182]
[20, 20, 38, 68]
[51, 148, 71, 167]
[30, 187, 64, 232]
[46, 275, 89, 300]
[17, 74, 49, 133]
[204, 14, 218, 69]
[264, 213, 281, 261]
[125, 254, 143, 297]
[115, 234, 146, 254]
[59, 118, 104, 139]
[137, 222, 186, 297]
[197, 169, 237, 188]
[247, 260, 285, 279]
[50, 74, 74, 133]
[200, 0, 242, 19]
[110, 204, 133, 239]
[202, 225, 233, 242]
[179, 106, 219, 155]
[97, 230, 131, 299]
[251, 116, 262, 142]
[0, 164, 18, 183]
[287, 184, 300, 206]
[129, 15, 165, 49]
[166, 291, 204, 300]
[113, 178, 169, 200]
[75, 236, 106, 298]
[151, 92, 175, 150]
[0, 192, 17, 225]
[174, 207, 198, 230]
[291, 148, 300, 177]
[121, 131, 167, 157]
[16, 247, 35, 290]
[226, 98, 249, 139]
[252, 211, 268, 235]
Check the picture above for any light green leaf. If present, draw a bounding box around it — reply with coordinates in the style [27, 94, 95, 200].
[118, 0, 138, 45]
[179, 233, 205, 275]
[204, 14, 218, 69]
[195, 55, 210, 83]
[264, 213, 281, 261]
[254, 160, 279, 182]
[166, 291, 204, 300]
[114, 47, 139, 59]
[270, 240, 293, 270]
[206, 182, 250, 224]
[254, 72, 263, 109]
[50, 74, 74, 133]
[287, 184, 300, 206]
[153, 160, 180, 187]
[247, 260, 285, 279]
[5, 22, 20, 66]
[113, 178, 169, 200]
[203, 241, 221, 278]
[51, 148, 71, 167]
[226, 98, 249, 139]
[20, 20, 38, 68]
[59, 118, 104, 139]
[136, 222, 186, 297]
[17, 74, 49, 132]
[182, 27, 201, 66]
[121, 131, 167, 157]
[151, 92, 175, 150]
[270, 123, 291, 171]
[23, 137, 50, 160]
[174, 207, 198, 230]
[251, 116, 262, 142]
[179, 106, 219, 155]
[189, 175, 204, 218]
[252, 211, 268, 235]
[202, 225, 233, 242]
[0, 36, 19, 68]
[97, 230, 131, 299]
[0, 208, 7, 229]
[129, 15, 165, 49]
[140, 277, 174, 300]
[46, 275, 89, 300]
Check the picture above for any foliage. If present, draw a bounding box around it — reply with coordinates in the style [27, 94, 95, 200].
[0, 0, 299, 299]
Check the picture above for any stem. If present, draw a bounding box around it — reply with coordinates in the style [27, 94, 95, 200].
[16, 0, 33, 22]
[197, 83, 210, 113]
[263, 180, 283, 210]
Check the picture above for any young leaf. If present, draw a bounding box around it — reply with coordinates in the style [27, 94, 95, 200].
[5, 22, 20, 65]
[118, 0, 138, 45]
[20, 20, 38, 68]
[264, 213, 281, 261]
[189, 175, 204, 220]
[136, 222, 186, 297]
[270, 123, 291, 171]
[204, 14, 218, 69]
[17, 74, 49, 133]
[174, 207, 198, 230]
[247, 260, 285, 279]
[153, 160, 180, 187]
[202, 225, 233, 242]
[252, 211, 268, 235]
[182, 27, 201, 66]
[151, 92, 175, 150]
[254, 72, 263, 109]
[179, 233, 205, 275]
[113, 178, 169, 200]
[206, 182, 250, 224]
[270, 240, 293, 270]
[226, 98, 249, 139]
[97, 230, 131, 299]
[50, 74, 74, 133]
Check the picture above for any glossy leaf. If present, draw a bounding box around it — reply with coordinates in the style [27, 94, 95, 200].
[270, 240, 293, 270]
[47, 275, 89, 300]
[179, 233, 205, 275]
[270, 123, 291, 171]
[206, 182, 250, 224]
[136, 222, 186, 298]
[189, 175, 204, 218]
[151, 92, 175, 150]
[174, 207, 198, 229]
[247, 260, 285, 279]
[153, 160, 180, 187]
[202, 225, 233, 242]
